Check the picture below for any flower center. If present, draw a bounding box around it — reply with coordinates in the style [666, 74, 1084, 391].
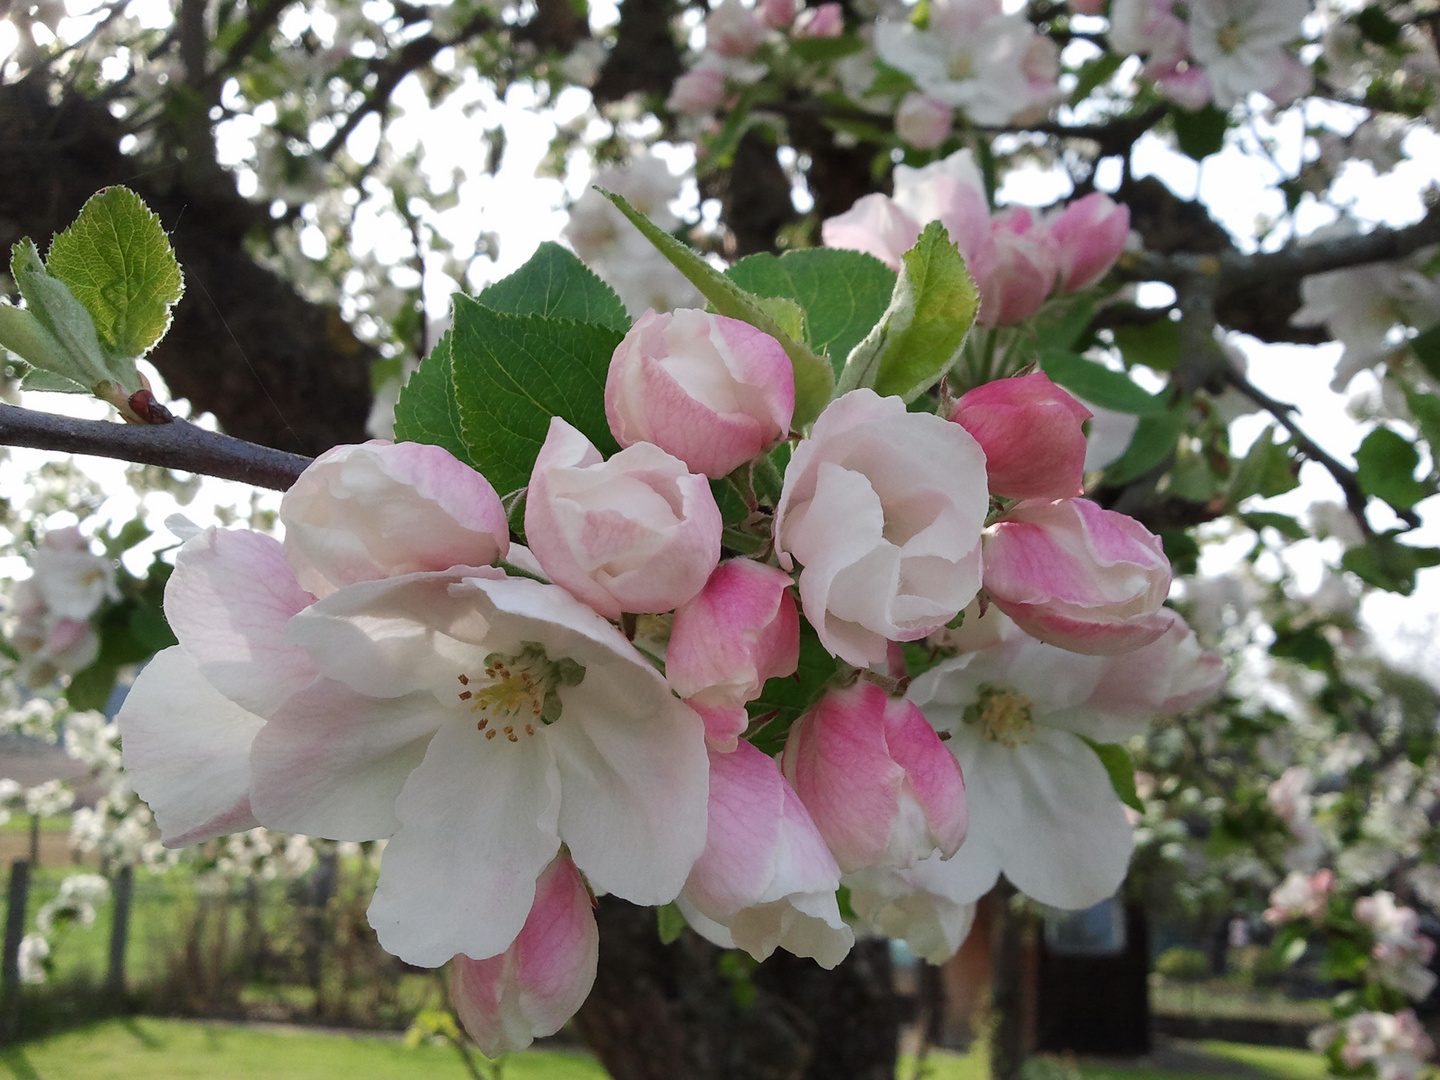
[456, 642, 585, 743]
[963, 684, 1035, 748]
[1216, 19, 1243, 54]
[947, 49, 976, 81]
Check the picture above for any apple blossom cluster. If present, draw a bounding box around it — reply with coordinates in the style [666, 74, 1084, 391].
[822, 150, 1131, 329]
[115, 264, 1228, 1057]
[5, 526, 116, 687]
[1313, 1011, 1437, 1080]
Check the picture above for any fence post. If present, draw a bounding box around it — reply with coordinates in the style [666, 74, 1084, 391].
[107, 864, 134, 1001]
[0, 859, 33, 1044]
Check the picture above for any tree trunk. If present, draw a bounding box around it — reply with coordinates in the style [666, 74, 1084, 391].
[107, 864, 134, 1001]
[575, 897, 902, 1080]
[989, 881, 1033, 1080]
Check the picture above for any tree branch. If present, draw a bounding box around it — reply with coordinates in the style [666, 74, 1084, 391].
[0, 404, 312, 491]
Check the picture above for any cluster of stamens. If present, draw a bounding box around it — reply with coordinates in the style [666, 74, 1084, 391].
[962, 683, 1036, 749]
[455, 643, 585, 743]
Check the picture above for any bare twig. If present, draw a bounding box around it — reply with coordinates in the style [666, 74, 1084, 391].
[1222, 370, 1421, 535]
[0, 404, 311, 490]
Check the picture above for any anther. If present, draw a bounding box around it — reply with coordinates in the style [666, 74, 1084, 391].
[457, 674, 470, 685]
[507, 732, 518, 742]
[477, 718, 488, 731]
[485, 729, 496, 740]
[459, 691, 472, 700]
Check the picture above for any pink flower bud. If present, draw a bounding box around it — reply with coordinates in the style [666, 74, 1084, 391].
[680, 742, 853, 968]
[782, 681, 967, 873]
[667, 559, 800, 751]
[761, 0, 796, 28]
[605, 309, 795, 479]
[895, 93, 954, 150]
[793, 2, 843, 37]
[1156, 66, 1211, 111]
[1047, 193, 1131, 293]
[667, 63, 728, 114]
[970, 209, 1059, 326]
[982, 498, 1173, 654]
[280, 440, 509, 596]
[820, 193, 921, 271]
[451, 854, 598, 1057]
[774, 390, 989, 667]
[950, 372, 1092, 500]
[524, 418, 723, 619]
[706, 0, 767, 57]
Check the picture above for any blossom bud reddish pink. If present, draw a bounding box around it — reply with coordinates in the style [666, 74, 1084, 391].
[782, 681, 967, 873]
[667, 63, 728, 115]
[280, 440, 509, 597]
[793, 2, 843, 37]
[705, 0, 767, 56]
[524, 418, 723, 618]
[450, 854, 598, 1057]
[982, 498, 1173, 654]
[895, 93, 953, 150]
[949, 372, 1092, 500]
[1046, 193, 1131, 293]
[605, 309, 795, 479]
[970, 209, 1059, 326]
[761, 0, 796, 27]
[667, 559, 800, 751]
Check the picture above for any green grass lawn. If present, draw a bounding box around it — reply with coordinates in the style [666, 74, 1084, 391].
[0, 1017, 609, 1079]
[0, 1021, 1336, 1080]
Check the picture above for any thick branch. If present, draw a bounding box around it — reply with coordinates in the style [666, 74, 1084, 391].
[0, 405, 311, 491]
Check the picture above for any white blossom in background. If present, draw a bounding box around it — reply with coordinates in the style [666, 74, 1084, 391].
[563, 154, 705, 316]
[1185, 0, 1310, 107]
[17, 934, 49, 985]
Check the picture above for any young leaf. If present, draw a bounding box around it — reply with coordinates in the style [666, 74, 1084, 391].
[656, 903, 687, 945]
[449, 298, 622, 499]
[1355, 426, 1430, 512]
[1040, 350, 1167, 414]
[601, 190, 834, 425]
[45, 186, 184, 362]
[1172, 104, 1228, 161]
[727, 248, 896, 374]
[1113, 318, 1182, 372]
[1080, 737, 1144, 813]
[393, 330, 476, 469]
[476, 241, 629, 333]
[7, 239, 118, 390]
[837, 221, 979, 403]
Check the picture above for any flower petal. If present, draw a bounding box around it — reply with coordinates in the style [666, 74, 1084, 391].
[117, 647, 262, 846]
[368, 719, 563, 967]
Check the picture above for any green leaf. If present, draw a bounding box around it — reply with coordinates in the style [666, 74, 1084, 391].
[1069, 52, 1124, 107]
[1172, 104, 1228, 161]
[17, 367, 87, 393]
[1229, 427, 1299, 502]
[1080, 737, 1143, 813]
[475, 241, 629, 333]
[1403, 387, 1440, 454]
[656, 902, 687, 945]
[1240, 511, 1308, 541]
[1354, 4, 1402, 46]
[754, 296, 808, 345]
[1032, 296, 1097, 353]
[1355, 426, 1430, 512]
[1411, 324, 1440, 381]
[728, 248, 896, 373]
[393, 331, 477, 469]
[45, 186, 184, 362]
[1103, 408, 1184, 485]
[602, 189, 834, 425]
[837, 221, 979, 403]
[1040, 351, 1167, 414]
[1112, 318, 1182, 372]
[8, 240, 117, 390]
[787, 34, 865, 62]
[1341, 533, 1440, 595]
[450, 298, 622, 499]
